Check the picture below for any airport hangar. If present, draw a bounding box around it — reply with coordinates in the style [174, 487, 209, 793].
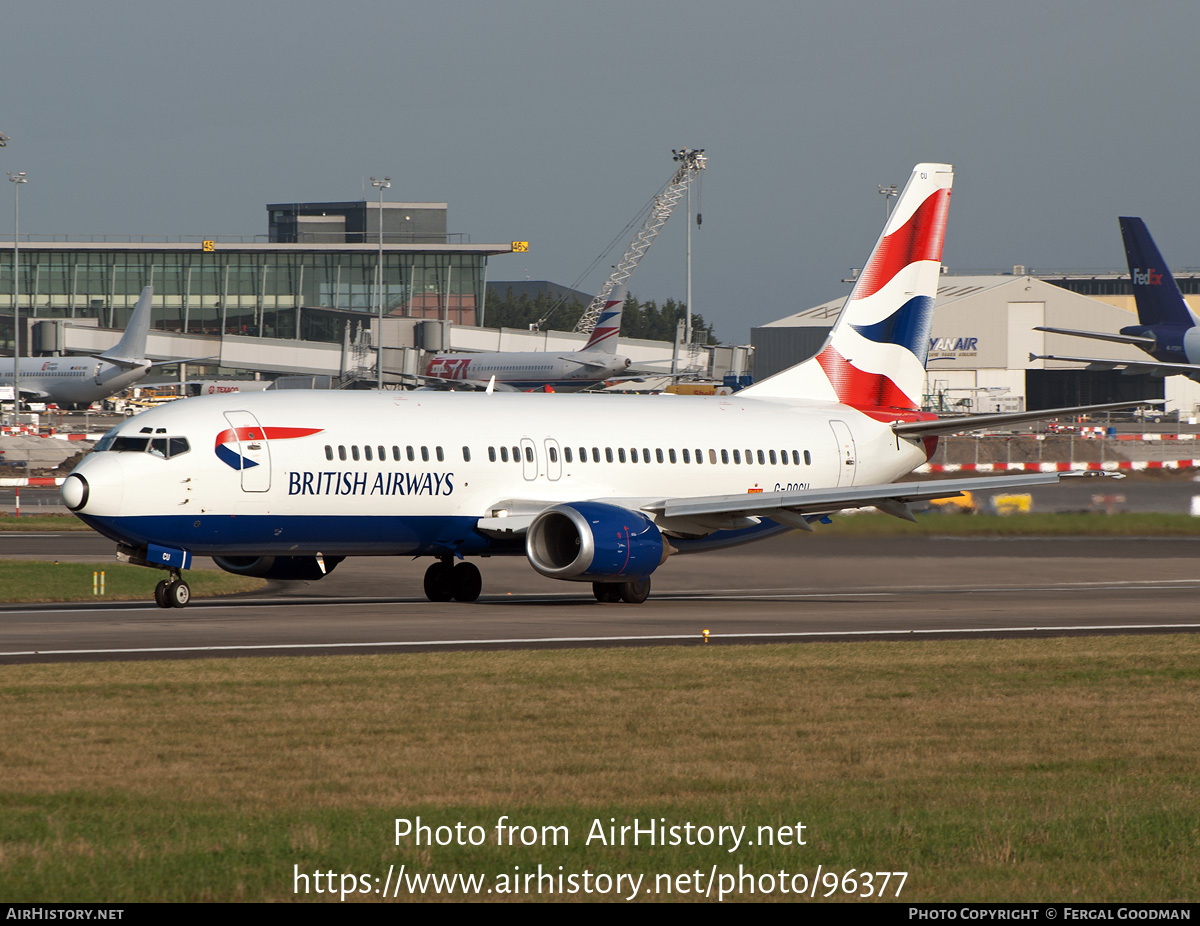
[752, 269, 1200, 419]
[0, 198, 740, 387]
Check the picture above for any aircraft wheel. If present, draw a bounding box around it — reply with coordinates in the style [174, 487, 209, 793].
[423, 561, 455, 602]
[166, 580, 191, 609]
[451, 562, 482, 602]
[620, 577, 651, 604]
[154, 579, 171, 609]
[592, 582, 622, 603]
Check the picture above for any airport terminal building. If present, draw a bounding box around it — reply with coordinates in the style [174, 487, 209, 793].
[753, 271, 1200, 418]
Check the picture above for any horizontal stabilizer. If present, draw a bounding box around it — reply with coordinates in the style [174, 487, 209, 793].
[1033, 326, 1156, 348]
[1029, 352, 1200, 379]
[891, 399, 1163, 438]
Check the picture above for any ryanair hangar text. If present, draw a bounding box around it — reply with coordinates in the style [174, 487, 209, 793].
[288, 471, 455, 497]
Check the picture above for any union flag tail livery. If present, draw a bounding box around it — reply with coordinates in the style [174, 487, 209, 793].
[741, 163, 953, 411]
[581, 283, 626, 354]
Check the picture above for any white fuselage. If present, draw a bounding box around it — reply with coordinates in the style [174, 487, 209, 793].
[424, 350, 631, 391]
[1, 356, 150, 406]
[66, 390, 927, 559]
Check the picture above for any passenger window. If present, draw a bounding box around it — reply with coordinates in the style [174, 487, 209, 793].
[769, 450, 777, 465]
[708, 449, 717, 464]
[618, 448, 627, 463]
[606, 448, 614, 463]
[512, 446, 520, 461]
[681, 449, 688, 464]
[436, 447, 444, 462]
[549, 446, 558, 463]
[379, 445, 386, 461]
[592, 447, 600, 461]
[732, 449, 741, 464]
[338, 445, 347, 461]
[630, 448, 639, 463]
[656, 449, 664, 463]
[352, 445, 360, 461]
[804, 450, 811, 465]
[643, 448, 650, 463]
[407, 446, 415, 462]
[758, 450, 766, 465]
[525, 446, 534, 463]
[325, 445, 333, 461]
[462, 446, 471, 462]
[578, 447, 587, 462]
[393, 446, 401, 461]
[421, 446, 430, 462]
[564, 447, 573, 463]
[667, 449, 675, 464]
[500, 446, 509, 463]
[488, 446, 496, 462]
[364, 445, 373, 461]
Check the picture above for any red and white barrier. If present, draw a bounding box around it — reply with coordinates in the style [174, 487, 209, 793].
[916, 460, 1200, 473]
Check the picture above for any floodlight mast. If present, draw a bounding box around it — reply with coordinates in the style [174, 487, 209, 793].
[574, 148, 706, 334]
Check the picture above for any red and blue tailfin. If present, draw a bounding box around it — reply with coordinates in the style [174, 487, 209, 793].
[740, 163, 953, 411]
[582, 283, 626, 353]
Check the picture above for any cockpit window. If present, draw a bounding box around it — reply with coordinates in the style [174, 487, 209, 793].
[98, 433, 190, 458]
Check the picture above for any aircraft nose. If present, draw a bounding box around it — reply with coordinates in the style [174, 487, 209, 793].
[62, 452, 125, 515]
[61, 473, 88, 510]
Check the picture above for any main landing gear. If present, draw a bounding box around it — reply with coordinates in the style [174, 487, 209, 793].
[153, 570, 191, 609]
[592, 578, 651, 605]
[423, 558, 482, 602]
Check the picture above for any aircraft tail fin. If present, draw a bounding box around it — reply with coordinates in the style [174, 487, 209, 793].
[739, 163, 953, 411]
[98, 286, 154, 366]
[1119, 217, 1196, 329]
[582, 283, 625, 353]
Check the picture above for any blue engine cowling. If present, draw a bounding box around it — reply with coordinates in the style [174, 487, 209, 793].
[525, 502, 668, 582]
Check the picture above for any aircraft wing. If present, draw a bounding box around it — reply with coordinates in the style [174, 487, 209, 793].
[642, 473, 1059, 532]
[1029, 352, 1200, 379]
[1032, 326, 1157, 347]
[891, 399, 1163, 438]
[475, 473, 1060, 539]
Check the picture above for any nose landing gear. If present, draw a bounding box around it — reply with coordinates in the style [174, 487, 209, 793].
[153, 570, 191, 609]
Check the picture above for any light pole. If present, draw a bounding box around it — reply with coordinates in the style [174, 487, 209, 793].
[8, 171, 26, 417]
[878, 183, 898, 220]
[370, 176, 391, 390]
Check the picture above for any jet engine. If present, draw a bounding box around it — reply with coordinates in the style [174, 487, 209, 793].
[525, 502, 669, 582]
[212, 555, 344, 581]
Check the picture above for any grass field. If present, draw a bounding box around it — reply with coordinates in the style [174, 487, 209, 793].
[2, 637, 1198, 902]
[0, 560, 264, 602]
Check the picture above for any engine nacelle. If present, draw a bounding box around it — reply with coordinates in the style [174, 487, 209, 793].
[212, 555, 344, 581]
[526, 502, 668, 582]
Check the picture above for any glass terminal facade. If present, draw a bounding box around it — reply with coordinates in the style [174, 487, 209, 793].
[0, 241, 507, 351]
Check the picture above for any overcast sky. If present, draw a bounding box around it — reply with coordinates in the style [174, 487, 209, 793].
[3, 1, 1198, 343]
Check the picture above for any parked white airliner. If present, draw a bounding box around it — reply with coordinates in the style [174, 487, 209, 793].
[61, 165, 1135, 609]
[421, 285, 632, 391]
[1, 287, 161, 408]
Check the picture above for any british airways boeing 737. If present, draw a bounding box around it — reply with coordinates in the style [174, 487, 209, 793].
[61, 164, 1138, 608]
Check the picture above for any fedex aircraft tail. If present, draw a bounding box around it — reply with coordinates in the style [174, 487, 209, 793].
[740, 163, 953, 411]
[99, 286, 154, 366]
[1119, 217, 1196, 329]
[581, 283, 626, 353]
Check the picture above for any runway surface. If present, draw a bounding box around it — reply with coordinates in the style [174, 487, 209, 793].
[3, 531, 1200, 663]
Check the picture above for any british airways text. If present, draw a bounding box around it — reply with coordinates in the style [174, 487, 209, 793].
[288, 471, 455, 497]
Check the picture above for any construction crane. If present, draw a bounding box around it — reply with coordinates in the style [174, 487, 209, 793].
[573, 147, 706, 334]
